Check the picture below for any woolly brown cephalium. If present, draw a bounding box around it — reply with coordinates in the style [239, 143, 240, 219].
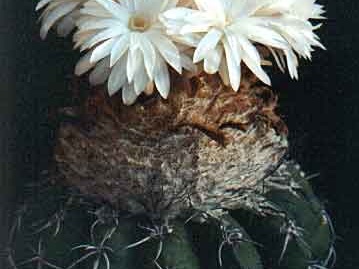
[52, 69, 288, 220]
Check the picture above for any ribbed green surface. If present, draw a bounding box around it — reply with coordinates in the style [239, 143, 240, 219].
[149, 221, 201, 269]
[232, 162, 333, 269]
[8, 161, 334, 269]
[221, 214, 264, 269]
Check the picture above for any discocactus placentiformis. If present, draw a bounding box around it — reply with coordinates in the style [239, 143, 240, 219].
[0, 0, 334, 268]
[4, 70, 335, 269]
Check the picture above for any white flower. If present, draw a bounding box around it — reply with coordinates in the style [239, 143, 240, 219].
[258, 0, 325, 20]
[36, 0, 87, 39]
[161, 0, 325, 90]
[75, 0, 193, 105]
[256, 0, 326, 78]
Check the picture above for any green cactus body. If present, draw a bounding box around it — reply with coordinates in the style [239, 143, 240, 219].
[232, 162, 334, 269]
[87, 218, 145, 269]
[4, 74, 335, 269]
[220, 214, 264, 269]
[12, 203, 90, 269]
[6, 161, 335, 269]
[142, 220, 201, 269]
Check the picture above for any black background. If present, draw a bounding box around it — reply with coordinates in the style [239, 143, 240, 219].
[1, 0, 358, 267]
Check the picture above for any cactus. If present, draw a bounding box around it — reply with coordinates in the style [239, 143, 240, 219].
[0, 0, 332, 268]
[2, 71, 335, 269]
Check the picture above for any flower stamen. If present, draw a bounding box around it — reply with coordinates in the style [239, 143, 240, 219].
[129, 15, 150, 32]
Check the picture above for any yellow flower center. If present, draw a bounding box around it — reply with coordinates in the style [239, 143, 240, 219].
[128, 15, 151, 32]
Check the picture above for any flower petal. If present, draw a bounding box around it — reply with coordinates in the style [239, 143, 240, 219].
[268, 47, 286, 73]
[127, 36, 142, 83]
[77, 18, 125, 32]
[40, 2, 78, 39]
[89, 57, 110, 85]
[154, 57, 170, 98]
[148, 32, 182, 74]
[108, 56, 127, 96]
[233, 21, 288, 50]
[139, 35, 157, 80]
[193, 28, 223, 63]
[56, 10, 78, 37]
[134, 64, 150, 95]
[284, 49, 299, 79]
[223, 39, 241, 91]
[75, 51, 96, 76]
[219, 57, 230, 86]
[204, 45, 223, 74]
[95, 0, 130, 21]
[237, 34, 260, 64]
[223, 28, 241, 65]
[110, 34, 130, 67]
[90, 38, 117, 63]
[80, 26, 128, 51]
[36, 0, 53, 11]
[122, 83, 138, 105]
[242, 50, 271, 86]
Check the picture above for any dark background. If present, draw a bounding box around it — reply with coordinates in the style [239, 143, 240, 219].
[1, 0, 358, 267]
